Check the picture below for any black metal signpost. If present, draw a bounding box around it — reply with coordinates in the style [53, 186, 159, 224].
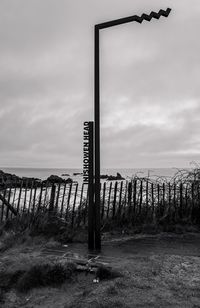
[83, 121, 95, 250]
[84, 8, 172, 252]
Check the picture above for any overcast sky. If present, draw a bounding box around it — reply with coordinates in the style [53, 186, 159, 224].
[0, 0, 200, 169]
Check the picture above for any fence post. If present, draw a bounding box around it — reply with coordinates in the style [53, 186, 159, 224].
[127, 182, 132, 219]
[43, 182, 49, 209]
[162, 182, 165, 217]
[49, 183, 56, 213]
[83, 185, 89, 225]
[83, 184, 89, 225]
[191, 183, 194, 222]
[77, 183, 84, 225]
[59, 182, 66, 218]
[180, 182, 183, 219]
[157, 184, 160, 220]
[71, 183, 78, 228]
[22, 181, 28, 213]
[151, 183, 154, 222]
[107, 182, 112, 219]
[5, 186, 12, 219]
[112, 181, 118, 219]
[79, 183, 84, 213]
[55, 183, 61, 210]
[17, 181, 23, 214]
[146, 181, 149, 217]
[185, 184, 188, 213]
[168, 182, 171, 222]
[132, 180, 137, 223]
[37, 182, 43, 212]
[173, 183, 177, 221]
[139, 181, 143, 217]
[28, 181, 34, 213]
[32, 181, 38, 214]
[0, 187, 7, 221]
[118, 181, 123, 219]
[101, 182, 106, 220]
[197, 183, 200, 223]
[65, 183, 72, 221]
[11, 180, 17, 219]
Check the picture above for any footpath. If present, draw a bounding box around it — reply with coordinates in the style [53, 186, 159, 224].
[42, 232, 200, 265]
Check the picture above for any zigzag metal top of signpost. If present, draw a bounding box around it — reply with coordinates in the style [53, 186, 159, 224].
[94, 8, 172, 251]
[96, 8, 171, 29]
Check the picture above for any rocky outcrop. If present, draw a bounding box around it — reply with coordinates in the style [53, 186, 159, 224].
[73, 172, 83, 176]
[43, 175, 73, 184]
[0, 170, 73, 188]
[100, 173, 125, 181]
[100, 174, 109, 179]
[0, 170, 40, 188]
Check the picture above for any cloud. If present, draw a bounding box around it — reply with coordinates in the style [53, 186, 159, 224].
[101, 97, 200, 168]
[0, 0, 200, 168]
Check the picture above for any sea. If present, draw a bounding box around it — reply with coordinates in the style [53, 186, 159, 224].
[0, 167, 185, 184]
[0, 166, 191, 211]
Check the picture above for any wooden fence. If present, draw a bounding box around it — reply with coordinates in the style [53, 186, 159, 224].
[1, 179, 200, 227]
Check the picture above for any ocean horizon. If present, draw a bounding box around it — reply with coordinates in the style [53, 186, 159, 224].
[0, 166, 190, 182]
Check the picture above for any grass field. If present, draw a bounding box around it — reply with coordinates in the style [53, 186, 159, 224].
[1, 230, 200, 307]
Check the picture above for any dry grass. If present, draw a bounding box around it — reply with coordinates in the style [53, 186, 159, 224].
[1, 252, 200, 307]
[1, 229, 200, 307]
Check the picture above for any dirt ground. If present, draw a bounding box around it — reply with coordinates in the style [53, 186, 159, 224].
[1, 232, 200, 307]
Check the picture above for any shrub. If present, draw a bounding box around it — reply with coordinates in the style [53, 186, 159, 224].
[0, 288, 4, 304]
[96, 266, 122, 281]
[0, 269, 25, 290]
[17, 262, 76, 292]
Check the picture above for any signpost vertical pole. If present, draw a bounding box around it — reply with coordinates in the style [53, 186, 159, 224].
[94, 26, 101, 251]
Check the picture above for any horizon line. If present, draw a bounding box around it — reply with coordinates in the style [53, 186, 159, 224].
[0, 166, 191, 170]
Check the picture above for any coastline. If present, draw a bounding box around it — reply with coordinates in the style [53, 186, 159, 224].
[0, 166, 182, 182]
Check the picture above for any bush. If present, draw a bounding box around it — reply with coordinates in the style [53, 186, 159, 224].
[0, 269, 26, 290]
[96, 266, 122, 281]
[0, 288, 4, 304]
[17, 262, 76, 292]
[0, 231, 23, 252]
